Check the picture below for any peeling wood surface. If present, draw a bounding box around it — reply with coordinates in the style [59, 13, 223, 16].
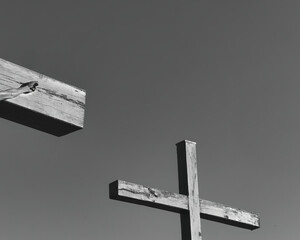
[110, 180, 260, 230]
[0, 58, 86, 136]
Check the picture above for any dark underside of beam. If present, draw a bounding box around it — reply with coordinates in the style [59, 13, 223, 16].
[0, 101, 81, 136]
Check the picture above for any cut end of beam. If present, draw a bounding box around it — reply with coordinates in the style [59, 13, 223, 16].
[0, 58, 86, 136]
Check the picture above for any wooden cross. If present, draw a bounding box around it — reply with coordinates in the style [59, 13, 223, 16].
[0, 58, 86, 136]
[110, 140, 260, 240]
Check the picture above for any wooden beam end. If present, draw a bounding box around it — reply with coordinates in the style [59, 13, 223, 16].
[0, 58, 86, 136]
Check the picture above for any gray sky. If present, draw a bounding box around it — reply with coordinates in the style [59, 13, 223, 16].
[0, 0, 299, 240]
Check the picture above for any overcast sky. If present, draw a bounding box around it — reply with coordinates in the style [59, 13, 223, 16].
[0, 1, 299, 240]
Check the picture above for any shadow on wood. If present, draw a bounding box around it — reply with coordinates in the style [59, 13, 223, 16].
[0, 101, 81, 136]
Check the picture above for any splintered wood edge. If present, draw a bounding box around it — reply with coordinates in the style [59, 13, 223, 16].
[109, 180, 260, 230]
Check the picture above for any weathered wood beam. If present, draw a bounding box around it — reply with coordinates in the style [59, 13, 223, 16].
[176, 140, 202, 240]
[109, 180, 260, 230]
[0, 58, 86, 136]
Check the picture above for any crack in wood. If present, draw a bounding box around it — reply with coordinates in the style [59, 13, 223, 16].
[41, 88, 85, 108]
[148, 188, 159, 197]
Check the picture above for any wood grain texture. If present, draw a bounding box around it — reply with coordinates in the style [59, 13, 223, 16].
[0, 58, 86, 136]
[109, 180, 260, 230]
[176, 140, 202, 240]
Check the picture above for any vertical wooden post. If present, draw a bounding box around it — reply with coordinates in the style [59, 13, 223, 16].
[177, 140, 202, 240]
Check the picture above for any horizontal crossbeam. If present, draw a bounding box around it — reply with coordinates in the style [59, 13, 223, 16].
[0, 58, 86, 136]
[109, 180, 260, 230]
